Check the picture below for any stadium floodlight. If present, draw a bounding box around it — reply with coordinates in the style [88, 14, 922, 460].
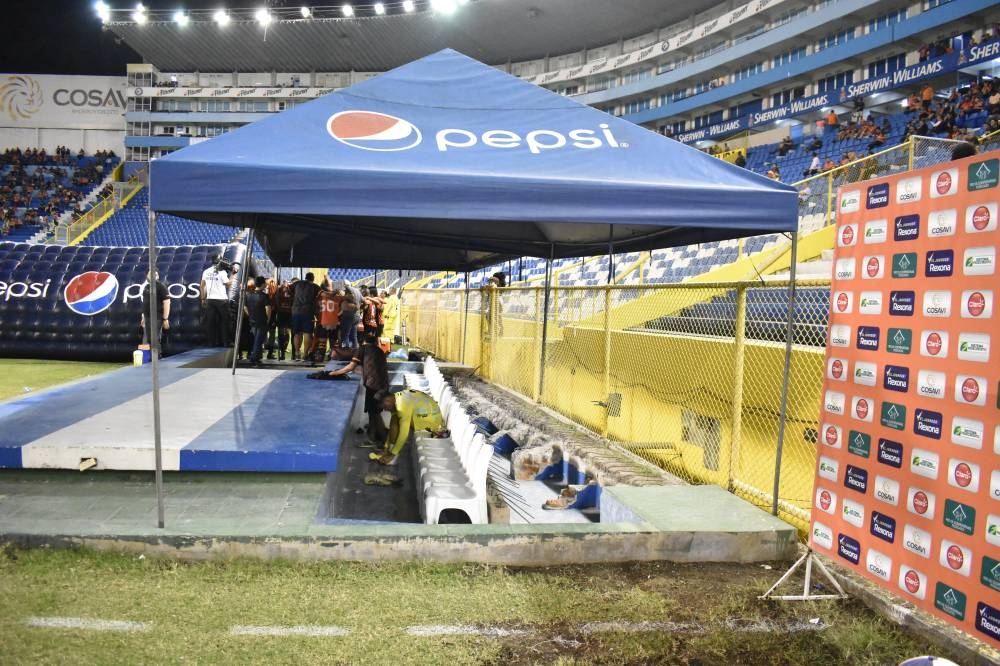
[255, 7, 272, 25]
[402, 0, 415, 11]
[173, 10, 189, 27]
[132, 7, 148, 24]
[341, 4, 354, 17]
[374, 2, 385, 15]
[213, 8, 230, 25]
[430, 0, 457, 15]
[300, 6, 312, 18]
[93, 1, 111, 22]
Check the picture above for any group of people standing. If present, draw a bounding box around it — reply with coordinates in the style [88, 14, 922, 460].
[241, 272, 401, 366]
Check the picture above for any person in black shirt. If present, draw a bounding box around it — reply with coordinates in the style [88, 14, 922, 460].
[140, 270, 171, 356]
[290, 272, 320, 362]
[308, 334, 389, 444]
[243, 276, 272, 366]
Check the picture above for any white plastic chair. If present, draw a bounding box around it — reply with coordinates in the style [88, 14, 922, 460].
[423, 435, 493, 524]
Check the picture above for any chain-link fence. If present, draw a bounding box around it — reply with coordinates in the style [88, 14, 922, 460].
[402, 279, 828, 534]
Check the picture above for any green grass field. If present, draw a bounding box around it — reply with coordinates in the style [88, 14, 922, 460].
[0, 547, 953, 665]
[0, 359, 126, 402]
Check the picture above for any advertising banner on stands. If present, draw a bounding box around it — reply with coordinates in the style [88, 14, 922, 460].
[0, 74, 126, 130]
[811, 154, 999, 647]
[677, 38, 1000, 144]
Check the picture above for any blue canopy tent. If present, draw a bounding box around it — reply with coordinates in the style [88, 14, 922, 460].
[141, 49, 801, 527]
[149, 49, 797, 270]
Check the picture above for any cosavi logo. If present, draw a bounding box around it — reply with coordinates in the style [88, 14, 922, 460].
[866, 548, 893, 581]
[823, 390, 845, 415]
[874, 473, 900, 503]
[916, 369, 946, 398]
[327, 109, 628, 154]
[63, 272, 119, 315]
[829, 324, 850, 347]
[834, 257, 856, 280]
[895, 176, 922, 204]
[903, 523, 932, 559]
[922, 290, 952, 317]
[0, 75, 42, 121]
[927, 209, 956, 237]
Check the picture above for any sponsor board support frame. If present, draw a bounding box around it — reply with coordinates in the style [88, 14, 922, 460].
[771, 232, 798, 516]
[760, 549, 849, 601]
[146, 205, 165, 529]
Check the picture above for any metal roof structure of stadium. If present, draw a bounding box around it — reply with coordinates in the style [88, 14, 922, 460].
[107, 0, 719, 72]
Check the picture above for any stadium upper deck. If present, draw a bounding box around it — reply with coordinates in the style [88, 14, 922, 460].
[109, 0, 1000, 161]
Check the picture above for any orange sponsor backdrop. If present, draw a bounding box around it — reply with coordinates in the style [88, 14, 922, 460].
[810, 152, 999, 647]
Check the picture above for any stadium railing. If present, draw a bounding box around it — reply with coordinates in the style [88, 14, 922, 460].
[53, 167, 146, 245]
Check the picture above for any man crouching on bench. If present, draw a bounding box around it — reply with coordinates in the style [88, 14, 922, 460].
[369, 388, 447, 465]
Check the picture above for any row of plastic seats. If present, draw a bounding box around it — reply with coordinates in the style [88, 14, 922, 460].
[410, 356, 491, 525]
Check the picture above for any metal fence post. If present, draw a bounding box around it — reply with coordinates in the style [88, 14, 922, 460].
[772, 235, 799, 516]
[531, 287, 542, 401]
[726, 284, 748, 491]
[601, 286, 612, 438]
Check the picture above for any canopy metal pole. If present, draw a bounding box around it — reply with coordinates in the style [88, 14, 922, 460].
[231, 226, 256, 376]
[146, 205, 165, 529]
[461, 270, 469, 365]
[771, 232, 798, 516]
[607, 224, 615, 285]
[537, 244, 554, 401]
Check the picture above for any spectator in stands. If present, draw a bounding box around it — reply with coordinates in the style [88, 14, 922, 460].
[200, 256, 234, 347]
[310, 334, 390, 445]
[776, 136, 794, 156]
[369, 388, 446, 466]
[734, 151, 746, 168]
[140, 270, 171, 356]
[825, 109, 839, 135]
[921, 84, 935, 110]
[290, 272, 320, 362]
[822, 157, 836, 172]
[868, 128, 886, 151]
[766, 164, 780, 180]
[382, 287, 401, 341]
[804, 152, 821, 177]
[243, 276, 271, 367]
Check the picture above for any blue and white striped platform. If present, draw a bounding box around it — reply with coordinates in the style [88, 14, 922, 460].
[0, 349, 355, 472]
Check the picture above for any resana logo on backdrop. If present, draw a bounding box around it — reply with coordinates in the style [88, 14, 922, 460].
[326, 109, 629, 154]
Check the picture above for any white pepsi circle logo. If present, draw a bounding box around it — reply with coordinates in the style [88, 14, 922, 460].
[326, 110, 422, 152]
[63, 271, 119, 315]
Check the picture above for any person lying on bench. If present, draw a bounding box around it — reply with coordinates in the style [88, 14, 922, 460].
[369, 388, 446, 465]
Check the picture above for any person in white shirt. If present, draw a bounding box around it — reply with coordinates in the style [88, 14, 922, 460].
[200, 255, 235, 347]
[805, 152, 821, 177]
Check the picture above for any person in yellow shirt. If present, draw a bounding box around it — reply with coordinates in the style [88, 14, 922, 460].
[382, 287, 400, 341]
[369, 389, 445, 464]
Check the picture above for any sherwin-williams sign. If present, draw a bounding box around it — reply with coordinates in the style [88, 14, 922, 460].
[812, 154, 999, 648]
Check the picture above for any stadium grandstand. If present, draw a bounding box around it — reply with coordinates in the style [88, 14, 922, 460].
[1, 2, 999, 659]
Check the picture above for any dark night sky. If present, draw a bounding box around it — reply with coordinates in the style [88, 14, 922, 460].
[0, 0, 297, 76]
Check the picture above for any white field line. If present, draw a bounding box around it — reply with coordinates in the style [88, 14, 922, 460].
[405, 624, 532, 637]
[24, 617, 150, 632]
[230, 625, 350, 637]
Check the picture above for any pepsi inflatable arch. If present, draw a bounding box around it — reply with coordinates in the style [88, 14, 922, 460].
[0, 241, 250, 361]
